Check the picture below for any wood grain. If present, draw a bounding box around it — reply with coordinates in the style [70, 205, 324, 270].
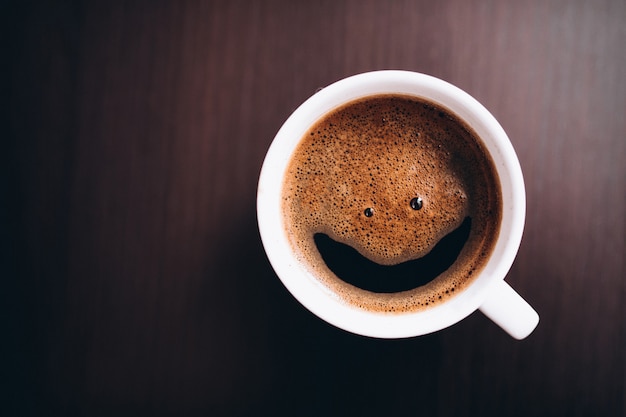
[6, 1, 625, 416]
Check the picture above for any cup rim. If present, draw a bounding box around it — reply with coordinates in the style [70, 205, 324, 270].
[257, 70, 525, 338]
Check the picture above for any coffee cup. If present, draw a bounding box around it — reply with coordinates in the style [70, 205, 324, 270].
[257, 70, 538, 339]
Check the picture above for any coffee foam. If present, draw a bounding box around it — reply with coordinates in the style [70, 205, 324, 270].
[282, 95, 501, 313]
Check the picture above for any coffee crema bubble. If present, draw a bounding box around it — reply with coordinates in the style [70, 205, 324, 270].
[281, 94, 502, 313]
[410, 197, 423, 210]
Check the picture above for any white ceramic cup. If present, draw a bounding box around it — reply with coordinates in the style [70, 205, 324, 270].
[257, 70, 539, 339]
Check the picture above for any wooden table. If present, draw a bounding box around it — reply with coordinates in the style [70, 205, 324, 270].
[6, 1, 624, 416]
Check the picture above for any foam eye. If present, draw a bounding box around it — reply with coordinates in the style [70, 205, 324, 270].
[410, 197, 423, 210]
[364, 207, 374, 217]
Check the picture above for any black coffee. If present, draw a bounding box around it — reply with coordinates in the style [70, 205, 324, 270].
[282, 95, 501, 312]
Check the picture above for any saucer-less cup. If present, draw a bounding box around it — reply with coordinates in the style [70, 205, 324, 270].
[257, 70, 539, 339]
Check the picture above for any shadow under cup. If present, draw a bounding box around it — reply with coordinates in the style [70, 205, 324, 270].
[257, 70, 535, 339]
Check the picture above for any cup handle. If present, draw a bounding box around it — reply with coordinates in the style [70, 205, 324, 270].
[478, 280, 539, 339]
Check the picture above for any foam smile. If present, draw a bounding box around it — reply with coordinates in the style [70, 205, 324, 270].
[314, 217, 471, 293]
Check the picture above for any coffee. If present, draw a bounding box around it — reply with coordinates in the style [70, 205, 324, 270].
[281, 94, 501, 313]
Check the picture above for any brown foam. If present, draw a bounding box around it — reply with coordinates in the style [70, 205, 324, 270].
[282, 95, 502, 313]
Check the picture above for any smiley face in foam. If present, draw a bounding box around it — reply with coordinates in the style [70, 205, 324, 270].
[304, 122, 469, 266]
[282, 95, 501, 312]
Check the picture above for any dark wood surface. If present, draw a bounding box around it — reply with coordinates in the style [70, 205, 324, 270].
[5, 1, 625, 416]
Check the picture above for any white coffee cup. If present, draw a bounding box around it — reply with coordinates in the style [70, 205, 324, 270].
[257, 70, 539, 340]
